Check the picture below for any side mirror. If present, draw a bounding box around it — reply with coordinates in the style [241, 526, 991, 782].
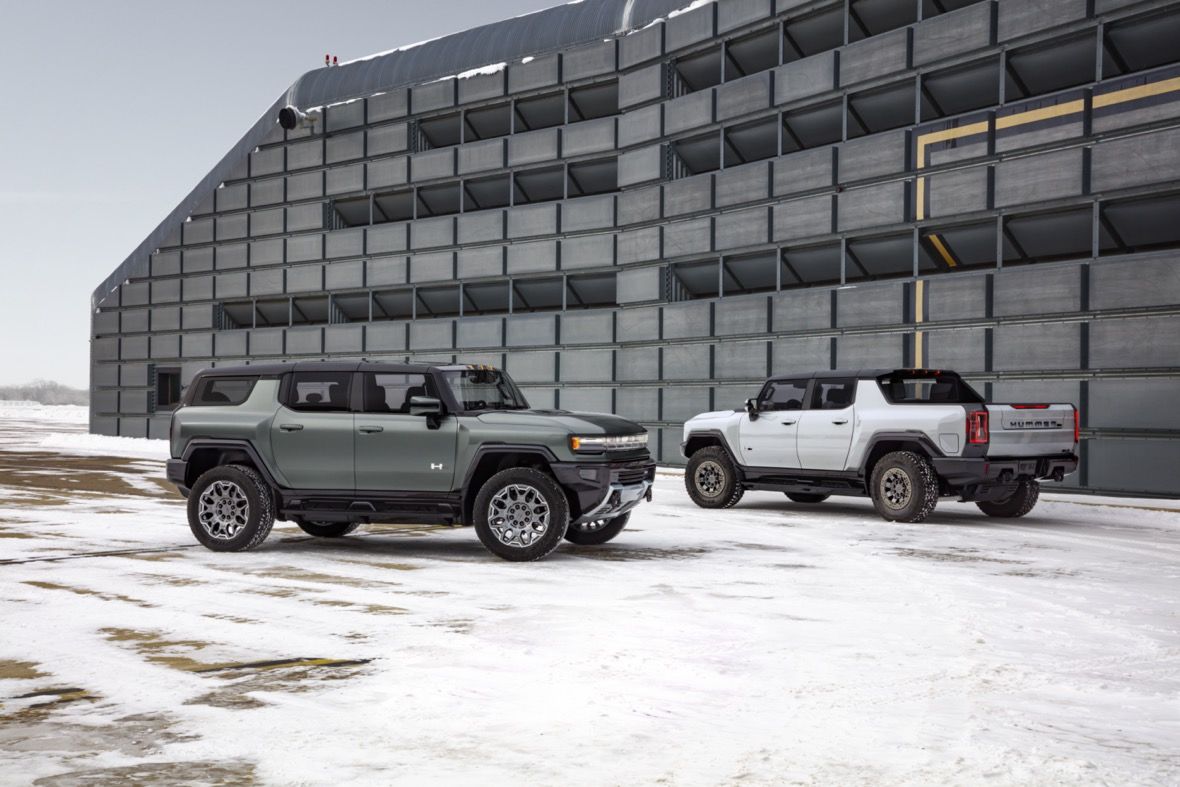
[745, 398, 760, 421]
[409, 396, 443, 417]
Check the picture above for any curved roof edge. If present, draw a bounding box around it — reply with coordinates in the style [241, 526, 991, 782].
[93, 0, 692, 310]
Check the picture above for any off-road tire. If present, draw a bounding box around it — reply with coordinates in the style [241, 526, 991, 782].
[977, 480, 1040, 518]
[473, 468, 570, 562]
[187, 464, 275, 552]
[685, 447, 744, 509]
[564, 512, 630, 546]
[786, 493, 830, 504]
[295, 519, 361, 538]
[869, 451, 939, 523]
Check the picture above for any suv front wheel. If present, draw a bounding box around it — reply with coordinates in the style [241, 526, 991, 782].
[188, 465, 275, 551]
[473, 468, 570, 561]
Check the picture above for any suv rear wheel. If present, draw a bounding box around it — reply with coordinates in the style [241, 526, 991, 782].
[188, 465, 275, 551]
[473, 468, 569, 561]
[786, 493, 829, 504]
[685, 447, 744, 509]
[977, 480, 1040, 518]
[869, 451, 939, 523]
[565, 512, 630, 546]
[295, 519, 360, 538]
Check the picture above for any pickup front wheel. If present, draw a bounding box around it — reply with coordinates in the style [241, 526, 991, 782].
[870, 451, 939, 523]
[977, 480, 1040, 518]
[474, 468, 570, 561]
[685, 447, 744, 509]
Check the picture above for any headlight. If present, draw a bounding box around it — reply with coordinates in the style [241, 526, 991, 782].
[570, 433, 648, 453]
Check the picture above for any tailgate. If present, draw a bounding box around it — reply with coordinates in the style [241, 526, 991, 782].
[985, 404, 1077, 457]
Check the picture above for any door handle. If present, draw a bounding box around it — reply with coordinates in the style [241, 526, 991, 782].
[780, 420, 796, 426]
[358, 426, 384, 434]
[279, 424, 304, 432]
[832, 419, 849, 425]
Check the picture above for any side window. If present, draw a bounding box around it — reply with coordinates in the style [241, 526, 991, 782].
[758, 379, 809, 411]
[362, 373, 431, 414]
[193, 377, 257, 406]
[810, 379, 857, 410]
[285, 372, 352, 412]
[154, 366, 182, 410]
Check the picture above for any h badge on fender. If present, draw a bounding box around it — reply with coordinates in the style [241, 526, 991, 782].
[431, 463, 444, 471]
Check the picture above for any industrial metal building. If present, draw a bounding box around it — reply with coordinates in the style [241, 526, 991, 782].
[92, 0, 1180, 496]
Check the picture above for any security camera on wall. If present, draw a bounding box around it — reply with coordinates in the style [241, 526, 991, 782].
[277, 105, 321, 131]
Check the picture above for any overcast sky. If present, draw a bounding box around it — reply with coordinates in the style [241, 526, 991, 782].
[0, 0, 561, 388]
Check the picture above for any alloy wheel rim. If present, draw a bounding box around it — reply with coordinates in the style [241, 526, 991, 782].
[197, 480, 250, 540]
[880, 468, 912, 510]
[488, 484, 550, 548]
[695, 460, 725, 498]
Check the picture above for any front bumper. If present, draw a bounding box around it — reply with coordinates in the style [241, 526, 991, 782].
[551, 457, 656, 524]
[165, 458, 190, 497]
[931, 454, 1079, 487]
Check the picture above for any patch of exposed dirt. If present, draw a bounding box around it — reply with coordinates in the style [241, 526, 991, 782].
[22, 582, 157, 609]
[310, 599, 408, 615]
[894, 548, 1026, 565]
[0, 452, 170, 500]
[32, 759, 254, 786]
[240, 566, 400, 589]
[0, 660, 46, 680]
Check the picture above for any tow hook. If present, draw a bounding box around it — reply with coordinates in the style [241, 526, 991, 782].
[1051, 467, 1065, 482]
[645, 486, 653, 502]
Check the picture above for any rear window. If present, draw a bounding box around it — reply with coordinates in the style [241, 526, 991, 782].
[879, 373, 983, 404]
[193, 377, 257, 407]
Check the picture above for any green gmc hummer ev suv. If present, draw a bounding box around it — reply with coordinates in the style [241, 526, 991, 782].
[166, 361, 655, 561]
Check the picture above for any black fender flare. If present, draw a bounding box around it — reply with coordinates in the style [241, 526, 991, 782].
[179, 438, 282, 491]
[458, 443, 562, 496]
[858, 431, 947, 477]
[682, 429, 746, 481]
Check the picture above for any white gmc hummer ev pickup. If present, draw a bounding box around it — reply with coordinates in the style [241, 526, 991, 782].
[681, 369, 1079, 523]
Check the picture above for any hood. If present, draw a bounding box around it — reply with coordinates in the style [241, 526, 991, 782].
[475, 409, 645, 435]
[687, 409, 738, 423]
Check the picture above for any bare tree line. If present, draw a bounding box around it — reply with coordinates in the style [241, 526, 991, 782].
[0, 380, 88, 406]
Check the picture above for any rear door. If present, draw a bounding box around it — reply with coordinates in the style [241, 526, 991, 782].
[737, 379, 808, 468]
[354, 372, 459, 492]
[795, 378, 857, 471]
[269, 371, 355, 489]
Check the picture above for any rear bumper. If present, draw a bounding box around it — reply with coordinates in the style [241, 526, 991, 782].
[165, 459, 190, 497]
[552, 457, 656, 523]
[931, 454, 1079, 486]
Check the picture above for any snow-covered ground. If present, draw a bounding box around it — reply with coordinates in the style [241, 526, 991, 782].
[0, 408, 1178, 785]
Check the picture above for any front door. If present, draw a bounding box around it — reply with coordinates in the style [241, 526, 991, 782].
[737, 378, 809, 468]
[269, 370, 355, 489]
[354, 372, 459, 492]
[796, 378, 857, 471]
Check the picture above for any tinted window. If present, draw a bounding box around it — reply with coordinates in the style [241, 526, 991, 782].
[194, 377, 256, 407]
[811, 379, 856, 410]
[758, 379, 808, 411]
[286, 372, 352, 412]
[879, 374, 983, 404]
[363, 373, 431, 414]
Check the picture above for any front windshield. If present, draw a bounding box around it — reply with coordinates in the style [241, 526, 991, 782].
[441, 369, 530, 412]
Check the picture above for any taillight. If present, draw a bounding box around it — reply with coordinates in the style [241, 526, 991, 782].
[1073, 407, 1080, 444]
[967, 410, 989, 444]
[1011, 403, 1050, 409]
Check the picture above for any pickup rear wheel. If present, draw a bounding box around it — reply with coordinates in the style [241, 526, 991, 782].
[786, 493, 829, 504]
[474, 468, 569, 561]
[685, 447, 744, 509]
[977, 480, 1040, 518]
[187, 465, 275, 552]
[869, 451, 939, 523]
[565, 512, 630, 546]
[295, 519, 360, 538]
